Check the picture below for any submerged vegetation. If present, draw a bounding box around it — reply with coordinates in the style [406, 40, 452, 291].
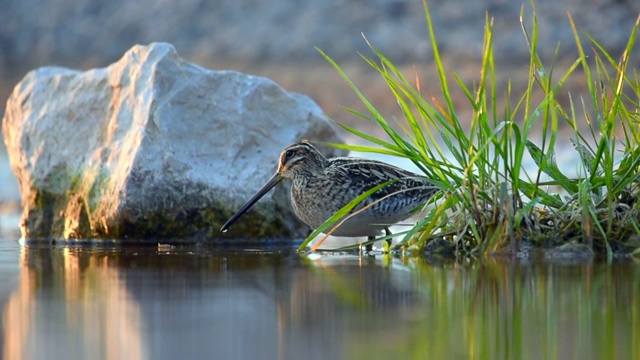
[299, 1, 640, 257]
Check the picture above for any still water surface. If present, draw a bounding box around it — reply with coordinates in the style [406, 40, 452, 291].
[1, 236, 639, 359]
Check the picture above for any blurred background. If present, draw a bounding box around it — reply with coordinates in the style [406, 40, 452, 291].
[1, 0, 639, 210]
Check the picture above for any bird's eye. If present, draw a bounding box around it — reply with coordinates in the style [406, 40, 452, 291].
[285, 150, 294, 158]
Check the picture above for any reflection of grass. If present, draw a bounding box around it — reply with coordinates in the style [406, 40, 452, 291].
[339, 256, 640, 359]
[309, 260, 369, 308]
[299, 1, 640, 256]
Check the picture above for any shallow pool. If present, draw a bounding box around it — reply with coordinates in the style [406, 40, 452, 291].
[0, 236, 638, 359]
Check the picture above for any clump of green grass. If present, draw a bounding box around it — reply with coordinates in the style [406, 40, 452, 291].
[300, 2, 640, 258]
[298, 0, 640, 257]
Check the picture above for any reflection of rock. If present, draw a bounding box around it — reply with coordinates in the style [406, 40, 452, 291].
[0, 246, 422, 359]
[2, 42, 343, 242]
[3, 247, 145, 359]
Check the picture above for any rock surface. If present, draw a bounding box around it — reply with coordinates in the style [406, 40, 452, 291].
[2, 42, 344, 243]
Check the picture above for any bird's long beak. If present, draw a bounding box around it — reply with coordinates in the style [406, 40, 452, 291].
[220, 173, 285, 232]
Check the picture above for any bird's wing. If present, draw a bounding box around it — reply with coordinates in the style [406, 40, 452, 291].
[329, 158, 435, 197]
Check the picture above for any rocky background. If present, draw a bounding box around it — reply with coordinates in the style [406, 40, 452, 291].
[1, 0, 640, 212]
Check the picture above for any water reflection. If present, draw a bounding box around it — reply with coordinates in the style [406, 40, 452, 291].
[4, 247, 144, 359]
[2, 244, 639, 359]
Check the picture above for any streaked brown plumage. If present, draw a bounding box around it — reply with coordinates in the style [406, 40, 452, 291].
[221, 142, 439, 245]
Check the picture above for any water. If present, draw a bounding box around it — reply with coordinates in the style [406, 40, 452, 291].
[0, 236, 639, 360]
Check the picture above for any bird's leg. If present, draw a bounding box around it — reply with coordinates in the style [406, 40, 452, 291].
[365, 236, 374, 252]
[364, 228, 393, 252]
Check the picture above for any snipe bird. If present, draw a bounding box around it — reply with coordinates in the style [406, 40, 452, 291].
[220, 142, 439, 248]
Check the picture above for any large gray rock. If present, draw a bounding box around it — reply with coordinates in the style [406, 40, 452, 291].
[2, 42, 344, 243]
